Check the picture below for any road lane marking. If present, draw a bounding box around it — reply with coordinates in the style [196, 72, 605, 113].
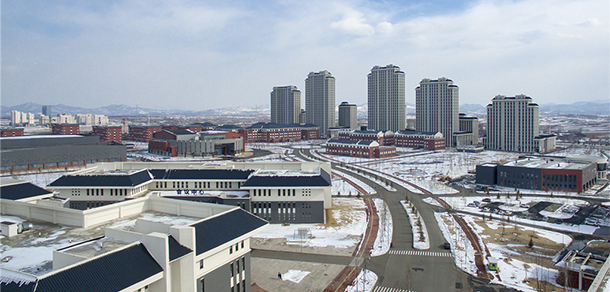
[373, 286, 417, 292]
[388, 250, 453, 257]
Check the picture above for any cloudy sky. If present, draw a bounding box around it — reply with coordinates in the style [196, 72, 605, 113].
[2, 0, 608, 111]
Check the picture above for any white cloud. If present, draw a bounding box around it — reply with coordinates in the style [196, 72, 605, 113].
[375, 22, 393, 35]
[330, 11, 375, 36]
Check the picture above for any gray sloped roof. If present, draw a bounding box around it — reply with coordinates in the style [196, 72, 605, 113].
[168, 235, 192, 261]
[326, 139, 376, 146]
[48, 169, 153, 187]
[149, 169, 255, 180]
[190, 208, 267, 255]
[1, 182, 52, 200]
[35, 243, 162, 292]
[241, 169, 331, 187]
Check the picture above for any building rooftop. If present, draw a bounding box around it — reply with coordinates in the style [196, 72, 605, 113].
[504, 157, 593, 170]
[0, 180, 53, 200]
[48, 169, 153, 187]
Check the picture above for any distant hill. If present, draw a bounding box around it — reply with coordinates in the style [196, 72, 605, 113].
[1, 103, 270, 117]
[2, 99, 607, 118]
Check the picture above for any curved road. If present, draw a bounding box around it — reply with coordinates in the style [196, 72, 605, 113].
[296, 148, 475, 292]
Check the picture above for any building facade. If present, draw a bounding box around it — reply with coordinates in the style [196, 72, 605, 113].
[415, 78, 459, 147]
[485, 94, 539, 153]
[338, 129, 394, 146]
[368, 64, 406, 132]
[148, 130, 244, 157]
[305, 70, 335, 138]
[394, 130, 446, 150]
[1, 128, 25, 137]
[326, 139, 396, 158]
[52, 124, 80, 135]
[127, 125, 163, 142]
[338, 101, 358, 129]
[271, 85, 301, 125]
[238, 123, 319, 143]
[92, 125, 123, 143]
[475, 156, 604, 193]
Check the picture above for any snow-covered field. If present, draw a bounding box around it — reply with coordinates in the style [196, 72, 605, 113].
[400, 200, 430, 250]
[332, 170, 376, 195]
[435, 195, 600, 235]
[435, 212, 573, 292]
[344, 269, 377, 292]
[252, 198, 367, 249]
[370, 199, 392, 257]
[281, 269, 310, 283]
[332, 176, 360, 197]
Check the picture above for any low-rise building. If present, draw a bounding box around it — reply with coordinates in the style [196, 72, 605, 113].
[475, 155, 604, 193]
[127, 125, 162, 142]
[0, 135, 126, 174]
[238, 123, 320, 143]
[47, 161, 332, 224]
[0, 177, 268, 292]
[326, 139, 396, 158]
[337, 129, 394, 146]
[52, 123, 80, 135]
[92, 125, 123, 143]
[394, 130, 446, 150]
[1, 127, 25, 137]
[148, 129, 244, 157]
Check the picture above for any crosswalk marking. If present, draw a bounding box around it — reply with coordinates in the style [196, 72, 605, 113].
[388, 250, 453, 257]
[373, 286, 417, 292]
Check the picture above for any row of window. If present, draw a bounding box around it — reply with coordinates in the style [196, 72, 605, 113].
[154, 181, 237, 189]
[252, 188, 304, 197]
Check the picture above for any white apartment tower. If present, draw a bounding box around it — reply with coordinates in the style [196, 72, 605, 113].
[338, 101, 358, 129]
[271, 85, 301, 124]
[305, 70, 335, 138]
[415, 77, 459, 147]
[486, 94, 540, 152]
[367, 65, 405, 132]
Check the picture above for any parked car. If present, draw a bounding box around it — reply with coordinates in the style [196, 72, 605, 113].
[482, 198, 491, 203]
[443, 242, 451, 249]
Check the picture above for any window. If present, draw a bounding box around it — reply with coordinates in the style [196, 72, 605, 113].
[199, 260, 204, 269]
[230, 263, 234, 277]
[229, 246, 233, 254]
[241, 241, 244, 249]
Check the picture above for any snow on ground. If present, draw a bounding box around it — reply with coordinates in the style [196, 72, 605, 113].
[333, 170, 376, 195]
[7, 171, 71, 187]
[334, 165, 396, 192]
[281, 270, 311, 283]
[437, 195, 599, 235]
[370, 198, 392, 257]
[344, 269, 377, 292]
[332, 177, 360, 197]
[422, 197, 442, 207]
[434, 212, 479, 275]
[436, 212, 574, 292]
[400, 200, 430, 250]
[252, 198, 366, 249]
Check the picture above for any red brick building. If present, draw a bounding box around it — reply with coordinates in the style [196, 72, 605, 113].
[325, 139, 396, 158]
[237, 123, 320, 143]
[161, 125, 204, 133]
[338, 129, 394, 146]
[126, 125, 162, 142]
[394, 130, 445, 150]
[52, 124, 80, 135]
[92, 126, 123, 143]
[1, 128, 24, 137]
[149, 129, 244, 157]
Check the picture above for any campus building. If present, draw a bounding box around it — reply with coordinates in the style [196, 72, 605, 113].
[271, 85, 301, 125]
[52, 124, 80, 135]
[148, 129, 244, 157]
[368, 64, 406, 132]
[485, 94, 550, 153]
[306, 70, 335, 138]
[326, 139, 396, 158]
[338, 101, 358, 129]
[337, 129, 395, 146]
[394, 130, 446, 150]
[1, 127, 25, 137]
[415, 77, 459, 147]
[475, 155, 605, 193]
[0, 135, 126, 174]
[47, 161, 332, 224]
[92, 125, 123, 143]
[0, 178, 268, 292]
[127, 125, 163, 142]
[237, 123, 319, 143]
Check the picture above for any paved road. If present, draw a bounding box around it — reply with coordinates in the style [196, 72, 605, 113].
[294, 148, 522, 292]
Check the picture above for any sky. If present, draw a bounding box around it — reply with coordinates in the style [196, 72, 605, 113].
[2, 0, 608, 111]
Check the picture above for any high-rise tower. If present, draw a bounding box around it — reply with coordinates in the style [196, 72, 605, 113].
[367, 65, 405, 132]
[415, 77, 459, 147]
[486, 94, 539, 152]
[270, 85, 301, 124]
[338, 101, 358, 129]
[305, 70, 335, 138]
